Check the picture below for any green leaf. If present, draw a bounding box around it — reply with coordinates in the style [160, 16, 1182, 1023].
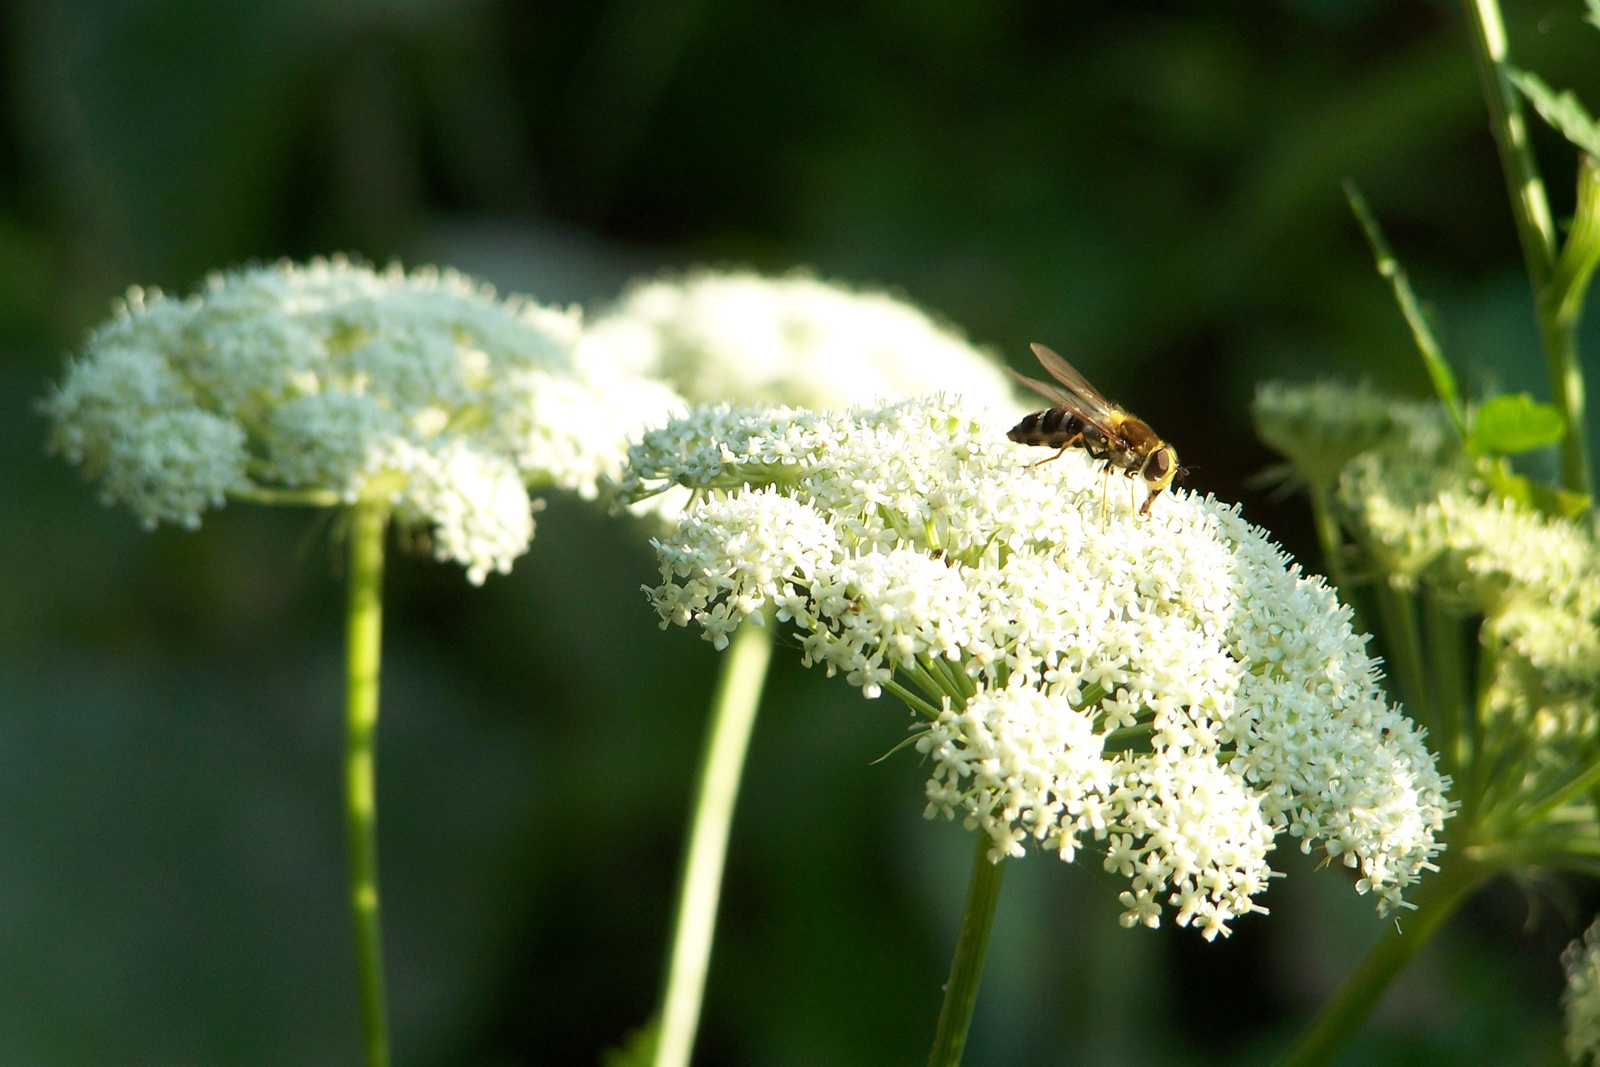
[1587, 0, 1600, 32]
[1475, 455, 1591, 519]
[601, 1020, 660, 1067]
[1507, 68, 1600, 157]
[1547, 155, 1600, 329]
[1535, 483, 1592, 521]
[1468, 393, 1567, 455]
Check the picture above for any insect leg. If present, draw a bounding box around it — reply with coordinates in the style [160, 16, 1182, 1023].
[1027, 443, 1072, 469]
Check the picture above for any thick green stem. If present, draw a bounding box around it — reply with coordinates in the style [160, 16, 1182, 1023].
[1270, 858, 1490, 1067]
[345, 501, 391, 1067]
[652, 619, 775, 1067]
[1460, 0, 1558, 291]
[1460, 0, 1594, 497]
[1548, 156, 1600, 331]
[927, 835, 1008, 1067]
[1539, 310, 1594, 498]
[1307, 487, 1352, 594]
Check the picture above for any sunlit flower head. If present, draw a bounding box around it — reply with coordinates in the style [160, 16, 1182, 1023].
[44, 256, 684, 583]
[626, 396, 1451, 937]
[587, 268, 1025, 415]
[1339, 445, 1600, 680]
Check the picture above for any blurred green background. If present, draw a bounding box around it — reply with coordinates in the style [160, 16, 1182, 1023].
[4, 0, 1600, 1064]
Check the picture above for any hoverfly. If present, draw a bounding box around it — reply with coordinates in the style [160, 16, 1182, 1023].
[1005, 342, 1182, 518]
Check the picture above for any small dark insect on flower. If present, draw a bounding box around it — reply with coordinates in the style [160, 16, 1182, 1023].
[1005, 343, 1184, 517]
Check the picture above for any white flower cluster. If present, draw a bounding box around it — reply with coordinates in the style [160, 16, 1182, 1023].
[1565, 917, 1600, 1065]
[1339, 447, 1600, 683]
[632, 396, 1450, 937]
[588, 268, 1025, 414]
[44, 257, 683, 583]
[1253, 380, 1449, 492]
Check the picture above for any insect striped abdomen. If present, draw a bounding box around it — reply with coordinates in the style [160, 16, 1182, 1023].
[1008, 408, 1089, 447]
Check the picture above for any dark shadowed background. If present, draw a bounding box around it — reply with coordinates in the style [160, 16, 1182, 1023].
[3, 1, 1600, 1064]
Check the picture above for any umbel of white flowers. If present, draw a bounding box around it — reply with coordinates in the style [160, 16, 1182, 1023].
[587, 268, 1026, 413]
[1261, 381, 1600, 806]
[43, 256, 683, 583]
[622, 397, 1452, 939]
[1567, 917, 1600, 1065]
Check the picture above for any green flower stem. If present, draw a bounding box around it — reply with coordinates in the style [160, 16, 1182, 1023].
[901, 660, 949, 706]
[1371, 580, 1433, 736]
[345, 500, 392, 1067]
[652, 618, 775, 1067]
[1270, 856, 1491, 1067]
[884, 677, 943, 719]
[1307, 487, 1351, 592]
[231, 486, 346, 507]
[1420, 591, 1467, 781]
[1509, 752, 1600, 832]
[1460, 0, 1558, 289]
[927, 834, 1008, 1067]
[1454, 633, 1503, 830]
[1547, 156, 1600, 331]
[1540, 155, 1600, 499]
[1460, 0, 1593, 497]
[1305, 486, 1371, 634]
[1538, 274, 1595, 501]
[1343, 182, 1468, 440]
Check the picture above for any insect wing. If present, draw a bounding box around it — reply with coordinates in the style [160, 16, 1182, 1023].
[1004, 367, 1122, 442]
[1004, 364, 1077, 410]
[1029, 343, 1115, 411]
[1007, 345, 1122, 441]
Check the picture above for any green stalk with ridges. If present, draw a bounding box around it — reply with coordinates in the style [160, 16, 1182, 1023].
[651, 618, 775, 1067]
[345, 500, 392, 1067]
[926, 833, 1008, 1067]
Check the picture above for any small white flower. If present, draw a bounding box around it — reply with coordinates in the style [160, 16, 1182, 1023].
[630, 396, 1451, 936]
[44, 257, 685, 582]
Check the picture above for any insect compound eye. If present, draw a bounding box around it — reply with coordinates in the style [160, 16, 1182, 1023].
[1147, 449, 1172, 480]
